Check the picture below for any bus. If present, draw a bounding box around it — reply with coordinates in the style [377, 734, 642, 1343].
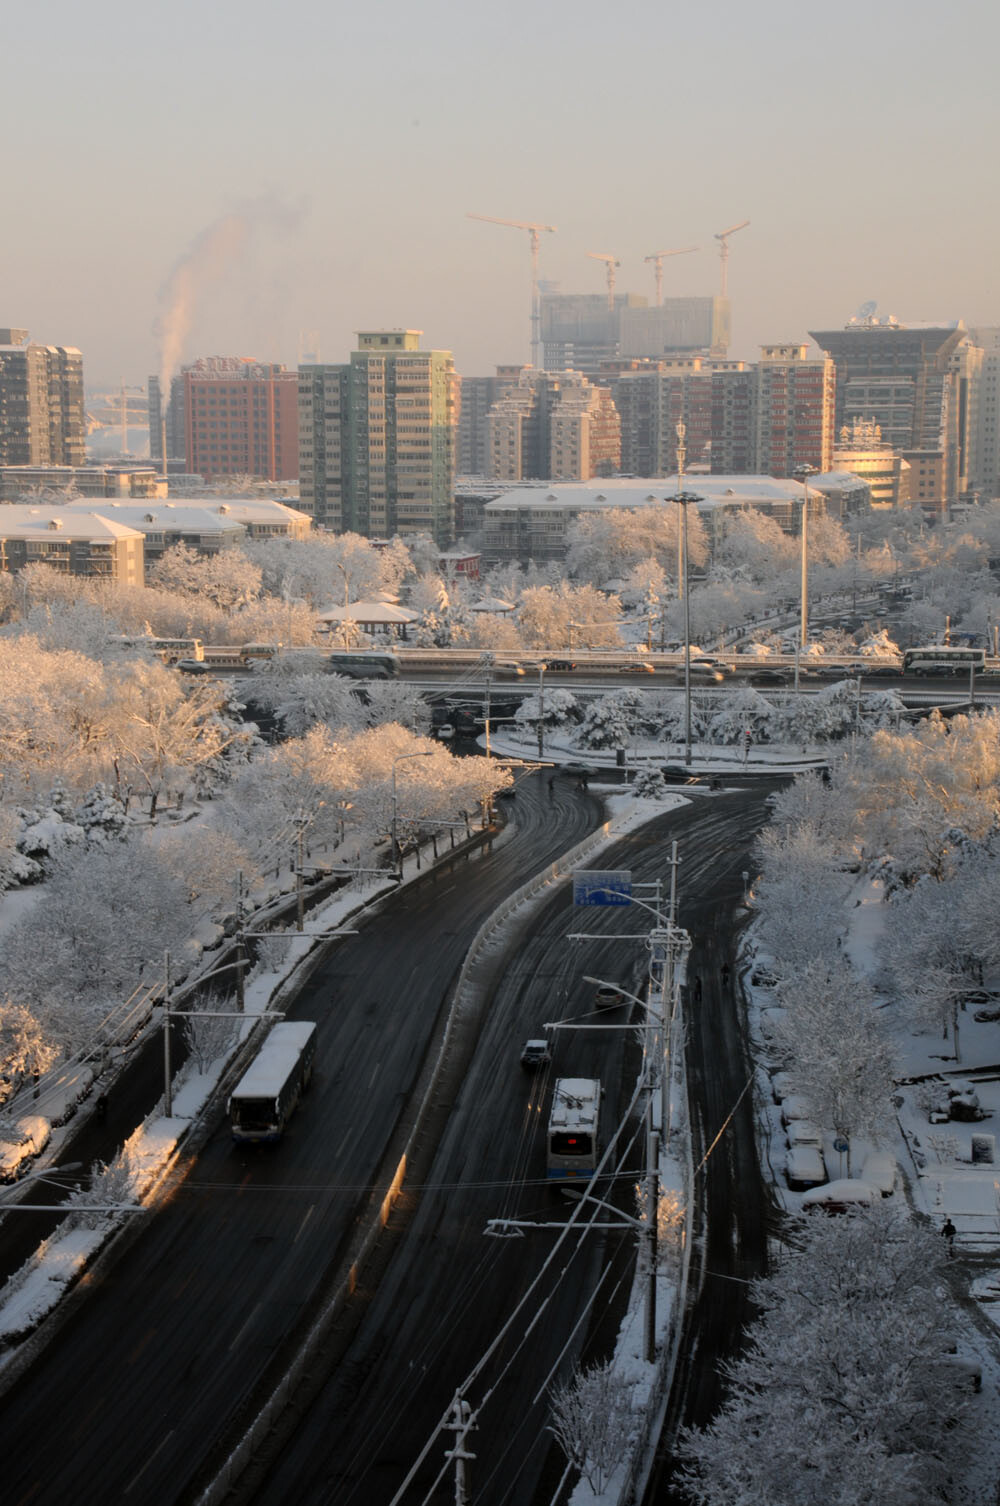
[113, 636, 205, 664]
[902, 646, 986, 676]
[546, 1077, 602, 1181]
[327, 650, 400, 680]
[229, 1021, 317, 1143]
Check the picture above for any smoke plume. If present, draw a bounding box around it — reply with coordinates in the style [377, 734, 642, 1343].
[154, 197, 305, 395]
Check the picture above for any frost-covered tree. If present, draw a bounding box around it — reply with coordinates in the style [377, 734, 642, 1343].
[678, 1206, 969, 1506]
[149, 542, 263, 611]
[0, 1001, 59, 1103]
[753, 824, 852, 975]
[183, 996, 240, 1073]
[364, 681, 432, 734]
[549, 1359, 637, 1495]
[714, 508, 797, 583]
[566, 505, 708, 586]
[772, 960, 898, 1157]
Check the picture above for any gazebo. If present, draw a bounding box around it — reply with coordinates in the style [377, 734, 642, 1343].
[316, 600, 420, 639]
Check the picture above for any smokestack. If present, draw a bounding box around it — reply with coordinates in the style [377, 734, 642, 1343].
[161, 415, 169, 489]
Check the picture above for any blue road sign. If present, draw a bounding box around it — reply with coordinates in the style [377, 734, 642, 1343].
[573, 870, 633, 906]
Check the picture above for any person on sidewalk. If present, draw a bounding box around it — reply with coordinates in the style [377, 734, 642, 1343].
[942, 1218, 957, 1258]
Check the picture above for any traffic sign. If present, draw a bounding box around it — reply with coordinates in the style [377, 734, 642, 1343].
[573, 870, 632, 906]
[833, 1138, 849, 1154]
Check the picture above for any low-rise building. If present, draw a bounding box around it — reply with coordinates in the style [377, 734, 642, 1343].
[0, 507, 143, 584]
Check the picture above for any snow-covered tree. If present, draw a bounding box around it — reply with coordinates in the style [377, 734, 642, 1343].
[753, 824, 852, 975]
[679, 1205, 969, 1506]
[772, 960, 898, 1157]
[0, 1001, 59, 1104]
[149, 542, 263, 611]
[363, 681, 432, 734]
[566, 505, 708, 586]
[549, 1359, 637, 1495]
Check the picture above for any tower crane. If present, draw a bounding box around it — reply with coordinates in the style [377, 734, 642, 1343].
[713, 219, 750, 298]
[643, 245, 699, 306]
[467, 213, 556, 368]
[587, 252, 621, 311]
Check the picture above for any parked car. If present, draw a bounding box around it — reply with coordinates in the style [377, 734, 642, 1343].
[786, 1119, 823, 1149]
[771, 1070, 794, 1103]
[520, 1039, 552, 1070]
[595, 983, 625, 1009]
[860, 1151, 897, 1196]
[0, 1115, 51, 1183]
[781, 1094, 814, 1126]
[785, 1145, 827, 1191]
[802, 1178, 878, 1213]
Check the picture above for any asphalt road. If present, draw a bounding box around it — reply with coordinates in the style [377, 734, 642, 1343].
[247, 783, 780, 1506]
[0, 770, 601, 1506]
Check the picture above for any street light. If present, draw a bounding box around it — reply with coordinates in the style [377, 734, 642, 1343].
[391, 751, 434, 877]
[793, 463, 817, 652]
[675, 491, 701, 766]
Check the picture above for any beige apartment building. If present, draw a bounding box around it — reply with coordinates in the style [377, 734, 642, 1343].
[0, 507, 143, 584]
[487, 369, 620, 482]
[299, 331, 457, 546]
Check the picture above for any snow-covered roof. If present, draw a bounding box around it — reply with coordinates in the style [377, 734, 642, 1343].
[482, 476, 821, 513]
[0, 506, 144, 542]
[316, 600, 419, 624]
[62, 497, 311, 527]
[470, 596, 516, 613]
[58, 504, 248, 536]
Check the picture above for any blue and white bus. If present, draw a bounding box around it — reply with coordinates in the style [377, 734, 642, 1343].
[229, 1022, 317, 1143]
[546, 1077, 602, 1181]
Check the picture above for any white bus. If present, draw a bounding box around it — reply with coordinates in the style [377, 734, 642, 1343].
[546, 1077, 602, 1181]
[229, 1021, 317, 1143]
[113, 636, 205, 664]
[902, 645, 986, 676]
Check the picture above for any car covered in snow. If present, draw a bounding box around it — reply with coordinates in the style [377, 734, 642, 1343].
[520, 1039, 552, 1070]
[785, 1146, 827, 1191]
[802, 1178, 878, 1213]
[860, 1151, 897, 1196]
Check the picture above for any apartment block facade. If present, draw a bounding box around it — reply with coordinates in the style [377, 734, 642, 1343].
[457, 366, 524, 475]
[753, 344, 836, 479]
[0, 329, 85, 468]
[183, 357, 299, 481]
[298, 331, 457, 545]
[486, 369, 620, 482]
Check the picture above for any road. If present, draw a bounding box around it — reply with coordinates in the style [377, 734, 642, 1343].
[0, 771, 600, 1506]
[245, 783, 779, 1506]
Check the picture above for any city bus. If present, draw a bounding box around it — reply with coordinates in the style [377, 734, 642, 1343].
[902, 646, 986, 676]
[229, 1021, 317, 1143]
[546, 1077, 602, 1181]
[327, 650, 400, 680]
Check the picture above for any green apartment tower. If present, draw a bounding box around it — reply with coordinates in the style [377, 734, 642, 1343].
[298, 330, 457, 545]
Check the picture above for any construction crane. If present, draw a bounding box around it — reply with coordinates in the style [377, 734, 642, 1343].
[714, 219, 750, 298]
[467, 213, 556, 368]
[587, 252, 621, 311]
[644, 246, 699, 306]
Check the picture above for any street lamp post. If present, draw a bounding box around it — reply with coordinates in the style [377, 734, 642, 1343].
[536, 661, 546, 758]
[675, 491, 701, 766]
[391, 751, 434, 878]
[793, 464, 817, 651]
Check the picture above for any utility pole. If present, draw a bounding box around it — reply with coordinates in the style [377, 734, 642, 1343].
[295, 823, 306, 933]
[644, 1123, 660, 1363]
[235, 870, 246, 1011]
[444, 1398, 476, 1504]
[163, 950, 173, 1117]
[536, 662, 545, 758]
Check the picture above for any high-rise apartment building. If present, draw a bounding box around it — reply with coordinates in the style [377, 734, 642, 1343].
[182, 357, 298, 481]
[298, 330, 457, 545]
[969, 327, 1000, 501]
[540, 293, 648, 376]
[0, 328, 84, 468]
[753, 344, 836, 479]
[810, 316, 967, 512]
[457, 365, 524, 475]
[711, 368, 757, 474]
[486, 369, 620, 482]
[608, 356, 747, 475]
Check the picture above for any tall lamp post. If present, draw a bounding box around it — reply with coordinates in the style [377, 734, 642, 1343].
[793, 463, 817, 652]
[391, 751, 433, 877]
[675, 490, 702, 766]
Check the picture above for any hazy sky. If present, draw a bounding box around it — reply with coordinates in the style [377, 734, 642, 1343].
[4, 0, 997, 392]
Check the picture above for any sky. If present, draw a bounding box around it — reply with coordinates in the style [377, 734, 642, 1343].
[3, 0, 998, 393]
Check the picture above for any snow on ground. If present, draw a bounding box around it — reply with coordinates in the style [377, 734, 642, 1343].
[745, 875, 1000, 1506]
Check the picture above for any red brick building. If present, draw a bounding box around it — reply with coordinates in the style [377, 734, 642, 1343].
[183, 357, 299, 481]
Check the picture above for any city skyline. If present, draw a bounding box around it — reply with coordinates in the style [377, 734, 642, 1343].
[4, 0, 997, 388]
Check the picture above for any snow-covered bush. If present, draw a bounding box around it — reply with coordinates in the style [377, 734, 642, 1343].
[550, 1358, 637, 1494]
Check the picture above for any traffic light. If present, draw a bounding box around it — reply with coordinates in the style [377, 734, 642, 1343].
[743, 728, 752, 749]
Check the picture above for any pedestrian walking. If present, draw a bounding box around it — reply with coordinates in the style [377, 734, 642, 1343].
[942, 1218, 957, 1258]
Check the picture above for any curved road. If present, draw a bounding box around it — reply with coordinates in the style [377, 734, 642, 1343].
[248, 784, 779, 1506]
[0, 772, 599, 1506]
